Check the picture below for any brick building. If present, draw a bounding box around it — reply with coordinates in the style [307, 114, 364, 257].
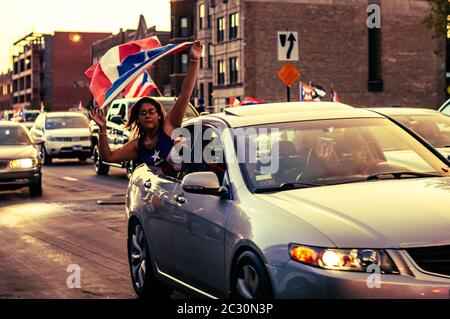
[12, 31, 111, 111]
[181, 0, 446, 112]
[91, 15, 171, 99]
[0, 70, 12, 111]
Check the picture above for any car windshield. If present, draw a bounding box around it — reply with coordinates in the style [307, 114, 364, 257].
[159, 100, 198, 120]
[235, 118, 449, 191]
[0, 126, 31, 145]
[24, 111, 40, 122]
[391, 113, 450, 148]
[45, 116, 89, 129]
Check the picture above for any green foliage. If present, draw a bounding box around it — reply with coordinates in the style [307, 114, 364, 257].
[423, 0, 450, 38]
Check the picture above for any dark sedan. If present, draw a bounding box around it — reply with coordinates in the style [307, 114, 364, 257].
[0, 121, 43, 197]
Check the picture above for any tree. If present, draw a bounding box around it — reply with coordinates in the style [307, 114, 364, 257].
[423, 0, 450, 38]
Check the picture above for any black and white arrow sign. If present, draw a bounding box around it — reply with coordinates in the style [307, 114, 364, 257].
[277, 31, 299, 61]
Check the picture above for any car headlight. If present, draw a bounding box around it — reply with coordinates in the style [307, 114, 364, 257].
[9, 158, 39, 169]
[289, 244, 399, 274]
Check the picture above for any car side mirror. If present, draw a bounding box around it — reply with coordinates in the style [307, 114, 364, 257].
[110, 115, 124, 125]
[182, 171, 229, 197]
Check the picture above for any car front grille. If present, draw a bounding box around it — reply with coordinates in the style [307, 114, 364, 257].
[52, 136, 89, 142]
[406, 245, 450, 277]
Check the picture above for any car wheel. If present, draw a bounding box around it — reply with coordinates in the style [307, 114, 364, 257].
[78, 156, 88, 162]
[42, 146, 52, 165]
[128, 220, 173, 298]
[29, 174, 43, 197]
[126, 160, 136, 179]
[231, 251, 274, 299]
[93, 145, 109, 175]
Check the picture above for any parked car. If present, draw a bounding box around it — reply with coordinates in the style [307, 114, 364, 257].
[439, 98, 450, 116]
[125, 102, 450, 298]
[1, 109, 41, 130]
[369, 107, 450, 160]
[90, 96, 199, 178]
[29, 112, 92, 165]
[0, 121, 43, 197]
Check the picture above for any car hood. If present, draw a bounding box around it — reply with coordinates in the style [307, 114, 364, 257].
[45, 128, 90, 137]
[0, 145, 38, 160]
[257, 177, 450, 249]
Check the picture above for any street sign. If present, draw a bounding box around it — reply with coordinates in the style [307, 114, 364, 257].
[278, 63, 301, 87]
[278, 31, 299, 61]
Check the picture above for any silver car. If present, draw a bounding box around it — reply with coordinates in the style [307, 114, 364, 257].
[125, 102, 450, 299]
[368, 107, 450, 161]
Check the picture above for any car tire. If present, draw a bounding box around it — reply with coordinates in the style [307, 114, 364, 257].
[128, 220, 174, 299]
[42, 146, 52, 165]
[126, 160, 136, 179]
[78, 156, 88, 162]
[29, 174, 43, 197]
[231, 251, 274, 299]
[93, 145, 109, 175]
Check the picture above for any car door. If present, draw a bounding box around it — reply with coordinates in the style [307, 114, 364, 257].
[138, 164, 179, 274]
[169, 123, 233, 296]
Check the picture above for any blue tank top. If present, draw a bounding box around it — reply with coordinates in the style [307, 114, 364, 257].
[137, 127, 174, 167]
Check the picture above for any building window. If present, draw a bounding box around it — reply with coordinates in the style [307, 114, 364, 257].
[217, 60, 225, 86]
[208, 82, 213, 106]
[181, 53, 189, 73]
[201, 45, 205, 68]
[199, 4, 205, 30]
[180, 17, 188, 37]
[229, 57, 238, 84]
[229, 12, 239, 40]
[199, 83, 204, 100]
[217, 17, 225, 43]
[208, 43, 212, 68]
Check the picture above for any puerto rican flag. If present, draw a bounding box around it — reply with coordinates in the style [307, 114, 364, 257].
[85, 37, 192, 108]
[300, 82, 315, 102]
[330, 87, 342, 103]
[123, 70, 157, 98]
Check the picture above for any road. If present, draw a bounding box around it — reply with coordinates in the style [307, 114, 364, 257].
[0, 159, 135, 298]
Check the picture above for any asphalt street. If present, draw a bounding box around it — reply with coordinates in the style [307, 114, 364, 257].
[0, 159, 136, 298]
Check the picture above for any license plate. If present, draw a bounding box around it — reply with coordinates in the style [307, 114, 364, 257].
[72, 145, 83, 151]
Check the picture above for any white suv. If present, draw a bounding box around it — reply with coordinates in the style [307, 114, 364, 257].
[30, 112, 92, 165]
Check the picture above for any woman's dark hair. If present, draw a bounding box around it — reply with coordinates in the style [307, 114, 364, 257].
[125, 97, 165, 138]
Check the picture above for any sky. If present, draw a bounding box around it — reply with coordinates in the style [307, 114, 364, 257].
[0, 0, 171, 73]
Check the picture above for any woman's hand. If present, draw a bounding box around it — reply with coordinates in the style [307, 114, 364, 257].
[89, 106, 107, 129]
[190, 40, 203, 61]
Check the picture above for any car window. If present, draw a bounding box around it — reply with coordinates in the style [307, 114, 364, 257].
[177, 125, 227, 184]
[442, 104, 450, 116]
[236, 118, 449, 190]
[392, 114, 450, 148]
[45, 116, 89, 129]
[106, 103, 120, 121]
[158, 100, 198, 121]
[0, 126, 32, 145]
[24, 111, 40, 122]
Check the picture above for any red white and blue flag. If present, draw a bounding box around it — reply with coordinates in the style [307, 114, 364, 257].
[330, 87, 341, 103]
[85, 36, 193, 108]
[123, 70, 157, 98]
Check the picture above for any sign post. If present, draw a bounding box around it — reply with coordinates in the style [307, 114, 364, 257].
[278, 63, 301, 102]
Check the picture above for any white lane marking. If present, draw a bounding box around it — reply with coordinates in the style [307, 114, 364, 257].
[62, 177, 78, 182]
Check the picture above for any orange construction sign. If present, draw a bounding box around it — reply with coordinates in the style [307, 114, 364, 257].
[278, 63, 301, 87]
